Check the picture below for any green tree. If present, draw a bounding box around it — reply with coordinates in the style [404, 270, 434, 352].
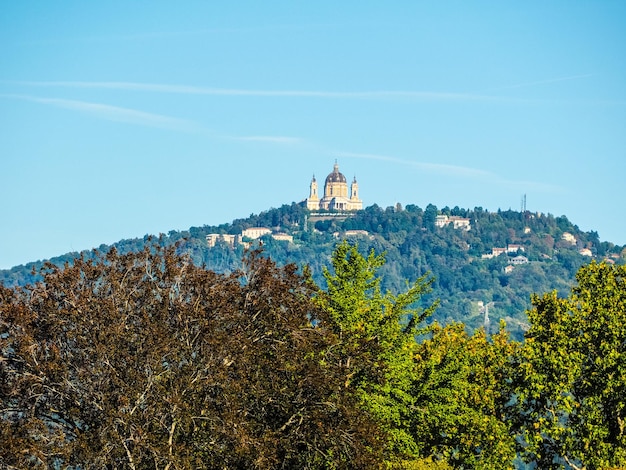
[411, 323, 518, 469]
[513, 261, 626, 469]
[316, 241, 437, 462]
[423, 204, 438, 229]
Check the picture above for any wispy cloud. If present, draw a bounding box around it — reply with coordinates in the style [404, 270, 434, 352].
[338, 151, 493, 178]
[1, 94, 202, 132]
[338, 151, 562, 192]
[0, 93, 307, 145]
[6, 81, 510, 102]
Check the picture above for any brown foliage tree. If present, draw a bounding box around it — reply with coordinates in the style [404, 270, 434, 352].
[1, 246, 383, 468]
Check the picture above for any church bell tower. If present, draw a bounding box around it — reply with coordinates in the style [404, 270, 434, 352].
[306, 175, 320, 210]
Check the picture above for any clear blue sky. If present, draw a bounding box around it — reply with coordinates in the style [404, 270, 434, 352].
[1, 1, 625, 269]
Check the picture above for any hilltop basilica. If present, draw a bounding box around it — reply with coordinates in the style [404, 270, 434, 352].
[305, 162, 363, 211]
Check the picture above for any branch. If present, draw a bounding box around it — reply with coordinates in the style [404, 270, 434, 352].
[122, 438, 137, 470]
[563, 455, 585, 470]
[168, 420, 177, 457]
[279, 410, 304, 432]
[130, 377, 154, 416]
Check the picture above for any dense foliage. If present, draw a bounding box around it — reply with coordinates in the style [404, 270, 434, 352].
[512, 261, 626, 469]
[3, 202, 623, 341]
[412, 323, 518, 467]
[0, 246, 384, 468]
[316, 242, 437, 460]
[2, 241, 626, 468]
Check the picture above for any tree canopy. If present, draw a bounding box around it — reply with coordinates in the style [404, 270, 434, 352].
[513, 262, 626, 469]
[316, 241, 437, 461]
[2, 240, 626, 468]
[0, 246, 384, 468]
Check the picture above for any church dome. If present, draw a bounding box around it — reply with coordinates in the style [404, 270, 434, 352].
[325, 162, 347, 184]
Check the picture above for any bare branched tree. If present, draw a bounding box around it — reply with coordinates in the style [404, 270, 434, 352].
[1, 245, 383, 469]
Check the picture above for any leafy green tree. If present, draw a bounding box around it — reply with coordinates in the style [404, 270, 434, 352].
[513, 261, 626, 469]
[423, 204, 438, 229]
[411, 323, 518, 469]
[316, 241, 437, 462]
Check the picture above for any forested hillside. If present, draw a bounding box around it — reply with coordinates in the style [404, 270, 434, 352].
[2, 202, 624, 340]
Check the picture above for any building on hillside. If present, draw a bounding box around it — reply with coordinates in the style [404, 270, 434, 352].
[492, 247, 507, 257]
[242, 227, 272, 240]
[434, 215, 448, 228]
[510, 255, 529, 265]
[272, 233, 294, 243]
[240, 230, 293, 248]
[306, 162, 362, 211]
[206, 233, 239, 248]
[562, 232, 577, 245]
[435, 214, 471, 231]
[206, 228, 292, 248]
[450, 216, 471, 230]
[344, 230, 371, 238]
[333, 230, 374, 240]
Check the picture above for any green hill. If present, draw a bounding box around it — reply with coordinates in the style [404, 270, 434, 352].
[2, 202, 624, 341]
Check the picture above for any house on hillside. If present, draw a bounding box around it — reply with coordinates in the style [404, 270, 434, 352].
[450, 216, 471, 230]
[435, 215, 448, 228]
[272, 233, 293, 243]
[435, 215, 471, 231]
[510, 255, 529, 265]
[206, 234, 239, 248]
[345, 230, 371, 237]
[242, 227, 272, 240]
[207, 227, 293, 249]
[333, 230, 374, 240]
[562, 232, 577, 245]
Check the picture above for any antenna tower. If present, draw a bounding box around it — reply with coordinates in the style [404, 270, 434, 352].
[484, 301, 494, 333]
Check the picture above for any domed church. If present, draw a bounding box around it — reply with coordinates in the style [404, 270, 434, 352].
[306, 162, 363, 211]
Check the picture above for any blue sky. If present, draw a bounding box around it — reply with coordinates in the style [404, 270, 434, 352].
[1, 1, 625, 269]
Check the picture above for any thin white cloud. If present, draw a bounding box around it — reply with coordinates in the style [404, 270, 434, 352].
[1, 94, 311, 146]
[7, 81, 511, 102]
[1, 94, 202, 132]
[338, 151, 493, 178]
[338, 151, 562, 192]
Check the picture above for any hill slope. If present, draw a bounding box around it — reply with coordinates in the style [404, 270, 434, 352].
[2, 202, 624, 340]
